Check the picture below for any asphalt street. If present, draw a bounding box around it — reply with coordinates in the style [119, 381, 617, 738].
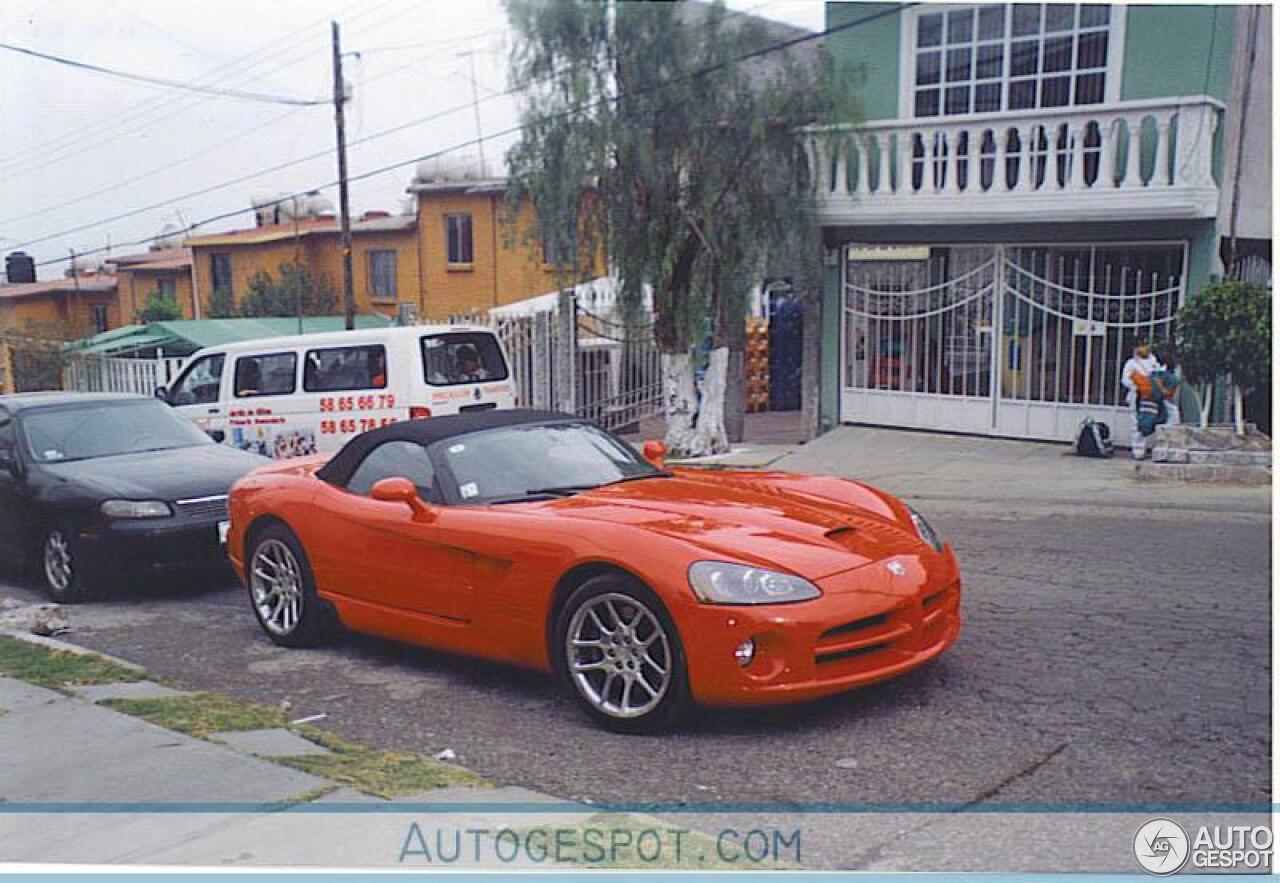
[3, 489, 1268, 816]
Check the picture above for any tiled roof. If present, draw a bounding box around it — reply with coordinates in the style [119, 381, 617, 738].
[184, 214, 415, 248]
[0, 276, 117, 300]
[110, 247, 192, 271]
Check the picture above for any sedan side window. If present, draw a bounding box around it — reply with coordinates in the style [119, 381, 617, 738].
[170, 354, 225, 406]
[347, 440, 435, 500]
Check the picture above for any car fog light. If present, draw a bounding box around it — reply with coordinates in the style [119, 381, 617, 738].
[734, 638, 755, 667]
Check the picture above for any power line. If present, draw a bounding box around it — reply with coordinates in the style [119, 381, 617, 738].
[28, 2, 910, 268]
[0, 0, 413, 175]
[1, 26, 504, 226]
[0, 41, 328, 106]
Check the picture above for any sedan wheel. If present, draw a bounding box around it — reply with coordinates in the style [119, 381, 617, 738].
[557, 577, 689, 733]
[246, 525, 333, 648]
[39, 524, 93, 603]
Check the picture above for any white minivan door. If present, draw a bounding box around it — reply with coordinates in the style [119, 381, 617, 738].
[167, 352, 229, 442]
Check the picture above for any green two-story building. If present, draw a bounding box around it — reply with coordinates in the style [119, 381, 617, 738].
[812, 2, 1269, 440]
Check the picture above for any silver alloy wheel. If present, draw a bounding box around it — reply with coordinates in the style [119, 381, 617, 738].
[43, 530, 72, 593]
[566, 592, 672, 719]
[250, 538, 304, 636]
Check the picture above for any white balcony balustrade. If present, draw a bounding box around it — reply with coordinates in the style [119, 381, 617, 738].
[807, 96, 1223, 225]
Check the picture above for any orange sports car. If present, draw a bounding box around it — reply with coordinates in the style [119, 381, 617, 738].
[227, 410, 961, 732]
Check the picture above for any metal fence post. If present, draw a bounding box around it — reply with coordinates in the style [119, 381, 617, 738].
[555, 288, 577, 414]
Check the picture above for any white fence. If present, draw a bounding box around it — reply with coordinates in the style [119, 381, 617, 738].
[63, 354, 187, 396]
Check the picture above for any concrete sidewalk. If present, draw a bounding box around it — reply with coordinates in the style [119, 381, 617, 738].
[772, 425, 1270, 516]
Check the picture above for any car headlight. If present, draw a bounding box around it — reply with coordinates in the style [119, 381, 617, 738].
[101, 499, 172, 519]
[907, 505, 943, 553]
[687, 561, 821, 605]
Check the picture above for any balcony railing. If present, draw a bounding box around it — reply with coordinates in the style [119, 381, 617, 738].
[807, 96, 1224, 225]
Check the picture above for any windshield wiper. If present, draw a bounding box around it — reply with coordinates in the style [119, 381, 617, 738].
[604, 471, 673, 486]
[521, 484, 600, 497]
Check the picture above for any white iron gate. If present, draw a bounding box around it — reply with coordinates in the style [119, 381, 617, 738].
[63, 354, 188, 396]
[841, 243, 1186, 440]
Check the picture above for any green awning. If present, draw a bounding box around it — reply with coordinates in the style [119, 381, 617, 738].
[70, 315, 396, 358]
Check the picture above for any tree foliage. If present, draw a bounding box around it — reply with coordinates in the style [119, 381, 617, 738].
[216, 263, 338, 319]
[1175, 279, 1271, 392]
[206, 285, 237, 319]
[136, 288, 182, 323]
[504, 0, 854, 352]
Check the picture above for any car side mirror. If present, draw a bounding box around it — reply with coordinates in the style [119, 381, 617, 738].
[154, 386, 169, 402]
[642, 439, 667, 470]
[370, 476, 435, 522]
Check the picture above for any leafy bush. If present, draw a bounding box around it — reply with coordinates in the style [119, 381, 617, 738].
[238, 263, 338, 318]
[136, 289, 182, 323]
[1176, 279, 1271, 392]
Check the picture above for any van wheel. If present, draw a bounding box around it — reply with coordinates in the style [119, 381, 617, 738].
[246, 525, 333, 647]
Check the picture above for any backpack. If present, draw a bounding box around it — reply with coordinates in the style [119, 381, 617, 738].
[1075, 418, 1113, 458]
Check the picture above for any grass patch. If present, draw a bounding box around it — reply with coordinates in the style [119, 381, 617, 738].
[0, 636, 142, 691]
[278, 784, 339, 805]
[101, 692, 288, 739]
[279, 727, 488, 798]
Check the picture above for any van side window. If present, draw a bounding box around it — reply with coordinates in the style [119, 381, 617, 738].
[303, 345, 388, 392]
[421, 332, 509, 386]
[170, 354, 225, 405]
[346, 440, 435, 499]
[234, 352, 296, 398]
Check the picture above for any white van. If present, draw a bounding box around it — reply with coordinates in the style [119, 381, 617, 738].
[160, 324, 516, 458]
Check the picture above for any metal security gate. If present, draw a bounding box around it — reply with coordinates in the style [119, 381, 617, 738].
[840, 242, 1185, 440]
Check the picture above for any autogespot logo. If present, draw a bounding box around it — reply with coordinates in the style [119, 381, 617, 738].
[1134, 818, 1190, 875]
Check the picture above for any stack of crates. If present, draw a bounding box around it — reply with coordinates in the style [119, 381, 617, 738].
[745, 317, 770, 412]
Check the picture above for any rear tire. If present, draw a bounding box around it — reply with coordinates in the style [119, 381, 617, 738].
[38, 522, 95, 603]
[553, 574, 690, 734]
[245, 524, 333, 648]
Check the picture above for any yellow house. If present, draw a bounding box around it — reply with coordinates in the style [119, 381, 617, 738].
[0, 274, 121, 340]
[184, 212, 420, 320]
[112, 248, 196, 320]
[407, 175, 568, 318]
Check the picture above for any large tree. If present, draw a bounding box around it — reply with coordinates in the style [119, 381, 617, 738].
[505, 0, 849, 455]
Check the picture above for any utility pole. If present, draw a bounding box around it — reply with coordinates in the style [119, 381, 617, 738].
[332, 20, 355, 330]
[458, 49, 486, 175]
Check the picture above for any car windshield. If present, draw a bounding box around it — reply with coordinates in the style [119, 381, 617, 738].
[22, 399, 213, 463]
[437, 422, 662, 504]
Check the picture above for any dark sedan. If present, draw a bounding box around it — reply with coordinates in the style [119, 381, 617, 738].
[0, 392, 267, 601]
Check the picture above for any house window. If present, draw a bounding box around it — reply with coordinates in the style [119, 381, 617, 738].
[367, 250, 397, 301]
[912, 4, 1112, 117]
[210, 253, 233, 294]
[445, 214, 473, 266]
[91, 304, 109, 334]
[157, 278, 176, 300]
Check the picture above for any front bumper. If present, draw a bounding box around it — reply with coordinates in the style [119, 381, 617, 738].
[75, 513, 229, 573]
[680, 549, 962, 707]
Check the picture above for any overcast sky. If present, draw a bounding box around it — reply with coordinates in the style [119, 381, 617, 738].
[0, 0, 825, 277]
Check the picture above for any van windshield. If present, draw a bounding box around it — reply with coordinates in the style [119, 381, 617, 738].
[421, 332, 508, 386]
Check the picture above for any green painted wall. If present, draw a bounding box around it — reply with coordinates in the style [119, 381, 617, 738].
[1120, 5, 1235, 102]
[825, 2, 904, 122]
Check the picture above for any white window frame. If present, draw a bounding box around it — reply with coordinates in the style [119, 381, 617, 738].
[896, 3, 1126, 119]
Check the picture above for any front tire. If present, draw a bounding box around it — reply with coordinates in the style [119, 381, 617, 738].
[554, 575, 690, 733]
[246, 525, 332, 648]
[39, 523, 95, 603]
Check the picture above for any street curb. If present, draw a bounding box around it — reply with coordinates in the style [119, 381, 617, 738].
[0, 627, 146, 673]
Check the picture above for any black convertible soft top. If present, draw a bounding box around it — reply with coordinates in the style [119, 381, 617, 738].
[315, 408, 581, 487]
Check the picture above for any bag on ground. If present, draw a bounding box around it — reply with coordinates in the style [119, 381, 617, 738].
[1075, 418, 1113, 458]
